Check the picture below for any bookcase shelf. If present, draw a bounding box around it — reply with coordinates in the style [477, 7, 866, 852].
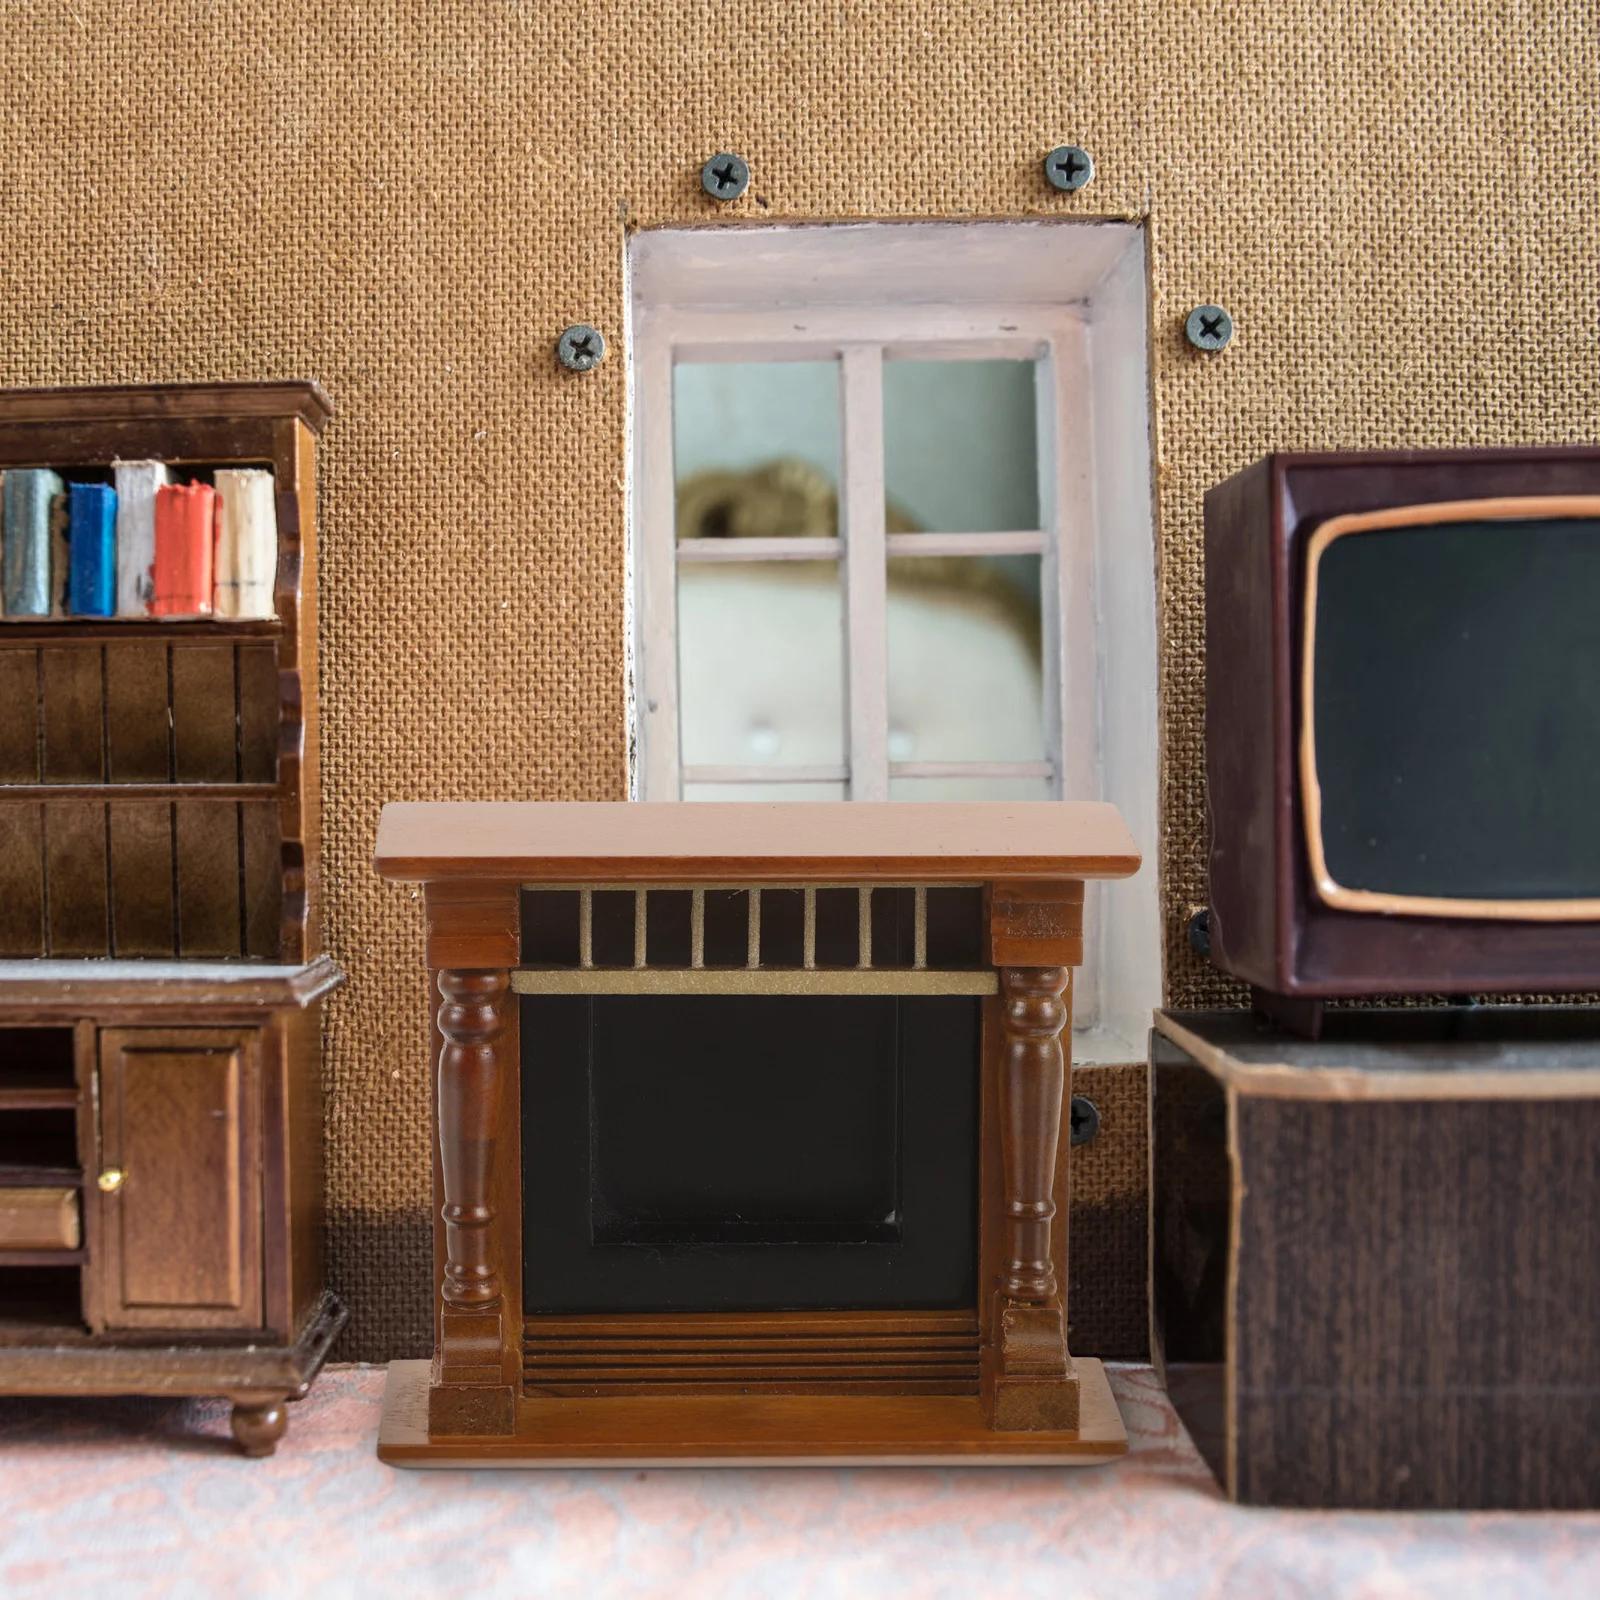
[0, 784, 281, 802]
[0, 1089, 78, 1111]
[0, 619, 282, 642]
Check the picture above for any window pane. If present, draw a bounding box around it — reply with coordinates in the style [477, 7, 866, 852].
[882, 359, 1039, 533]
[886, 553, 1045, 765]
[678, 563, 844, 769]
[888, 776, 1053, 801]
[674, 362, 841, 540]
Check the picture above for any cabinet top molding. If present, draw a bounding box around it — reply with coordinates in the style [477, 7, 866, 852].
[0, 382, 333, 433]
[374, 801, 1142, 884]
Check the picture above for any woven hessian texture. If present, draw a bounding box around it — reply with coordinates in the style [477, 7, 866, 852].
[2, 2, 1595, 1360]
[1068, 1063, 1149, 1358]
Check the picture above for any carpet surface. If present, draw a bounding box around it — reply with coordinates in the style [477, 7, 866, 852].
[0, 1365, 1595, 1598]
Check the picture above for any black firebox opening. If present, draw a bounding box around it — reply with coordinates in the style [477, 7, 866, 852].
[522, 993, 980, 1314]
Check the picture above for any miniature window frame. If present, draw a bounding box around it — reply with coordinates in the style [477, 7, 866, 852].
[626, 222, 1161, 1061]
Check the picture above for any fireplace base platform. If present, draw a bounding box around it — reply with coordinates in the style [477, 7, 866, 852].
[377, 1358, 1128, 1468]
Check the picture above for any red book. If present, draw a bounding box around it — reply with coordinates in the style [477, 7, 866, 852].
[151, 482, 218, 617]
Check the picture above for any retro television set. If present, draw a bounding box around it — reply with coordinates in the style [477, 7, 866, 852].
[1202, 447, 1600, 1032]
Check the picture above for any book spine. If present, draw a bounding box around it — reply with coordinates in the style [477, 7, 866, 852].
[213, 468, 278, 619]
[2, 468, 65, 617]
[68, 482, 118, 618]
[112, 460, 172, 617]
[151, 482, 218, 617]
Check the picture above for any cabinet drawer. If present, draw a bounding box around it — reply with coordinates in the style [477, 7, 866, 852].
[0, 1187, 79, 1250]
[95, 1028, 262, 1332]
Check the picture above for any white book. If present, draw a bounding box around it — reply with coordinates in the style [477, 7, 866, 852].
[112, 460, 172, 617]
[213, 469, 278, 619]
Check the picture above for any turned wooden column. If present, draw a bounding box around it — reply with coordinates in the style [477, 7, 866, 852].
[423, 880, 521, 1437]
[984, 880, 1084, 1431]
[999, 964, 1069, 1307]
[437, 969, 506, 1311]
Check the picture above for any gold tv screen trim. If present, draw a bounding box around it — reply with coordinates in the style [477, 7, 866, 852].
[1299, 495, 1600, 922]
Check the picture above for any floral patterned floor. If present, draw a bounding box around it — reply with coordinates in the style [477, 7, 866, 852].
[0, 1365, 1596, 1599]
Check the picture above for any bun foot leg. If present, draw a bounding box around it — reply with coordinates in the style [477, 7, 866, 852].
[230, 1399, 288, 1458]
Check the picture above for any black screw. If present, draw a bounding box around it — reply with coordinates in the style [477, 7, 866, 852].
[1186, 303, 1234, 352]
[556, 324, 605, 373]
[1188, 907, 1212, 959]
[701, 152, 751, 201]
[1043, 144, 1094, 193]
[1069, 1095, 1100, 1147]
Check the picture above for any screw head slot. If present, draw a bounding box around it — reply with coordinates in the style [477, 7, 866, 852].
[97, 1167, 125, 1192]
[1186, 304, 1234, 352]
[701, 151, 751, 201]
[556, 324, 606, 373]
[1043, 145, 1094, 193]
[1069, 1095, 1100, 1148]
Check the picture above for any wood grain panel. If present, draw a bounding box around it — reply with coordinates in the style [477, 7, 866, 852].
[108, 801, 175, 957]
[241, 800, 283, 959]
[96, 1028, 262, 1331]
[175, 801, 241, 957]
[0, 806, 44, 956]
[1232, 1092, 1600, 1509]
[0, 649, 40, 782]
[104, 642, 171, 783]
[40, 646, 103, 783]
[171, 645, 237, 783]
[237, 644, 278, 785]
[42, 800, 108, 956]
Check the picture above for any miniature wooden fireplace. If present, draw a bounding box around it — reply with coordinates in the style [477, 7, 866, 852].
[373, 801, 1140, 1466]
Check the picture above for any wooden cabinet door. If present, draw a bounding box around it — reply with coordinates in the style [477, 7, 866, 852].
[96, 1028, 263, 1331]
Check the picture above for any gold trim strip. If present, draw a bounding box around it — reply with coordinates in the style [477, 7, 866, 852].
[1300, 495, 1600, 923]
[512, 968, 999, 997]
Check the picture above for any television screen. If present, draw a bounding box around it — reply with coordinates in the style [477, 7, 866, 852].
[1303, 498, 1600, 916]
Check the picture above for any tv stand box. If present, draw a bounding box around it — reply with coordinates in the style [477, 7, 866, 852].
[373, 800, 1140, 1467]
[1152, 1006, 1600, 1509]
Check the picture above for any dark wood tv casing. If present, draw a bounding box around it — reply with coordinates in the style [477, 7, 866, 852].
[1204, 447, 1600, 1015]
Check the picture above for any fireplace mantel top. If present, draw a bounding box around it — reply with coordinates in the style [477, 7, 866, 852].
[374, 801, 1140, 884]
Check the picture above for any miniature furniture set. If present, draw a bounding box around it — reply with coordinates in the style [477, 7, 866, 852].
[0, 386, 1591, 1511]
[373, 800, 1139, 1466]
[0, 385, 345, 1457]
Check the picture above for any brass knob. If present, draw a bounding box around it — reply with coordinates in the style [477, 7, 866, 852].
[96, 1168, 125, 1193]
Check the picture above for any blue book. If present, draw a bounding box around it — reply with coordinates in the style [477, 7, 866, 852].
[2, 468, 65, 617]
[68, 482, 117, 617]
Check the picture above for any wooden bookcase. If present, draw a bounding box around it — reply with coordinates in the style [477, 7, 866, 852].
[0, 385, 345, 1457]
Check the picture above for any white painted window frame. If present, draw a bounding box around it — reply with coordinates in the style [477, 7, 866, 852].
[628, 223, 1161, 1061]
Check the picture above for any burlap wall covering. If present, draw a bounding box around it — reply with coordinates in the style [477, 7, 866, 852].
[2, 2, 1594, 1359]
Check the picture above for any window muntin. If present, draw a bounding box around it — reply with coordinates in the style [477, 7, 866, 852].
[667, 342, 1056, 803]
